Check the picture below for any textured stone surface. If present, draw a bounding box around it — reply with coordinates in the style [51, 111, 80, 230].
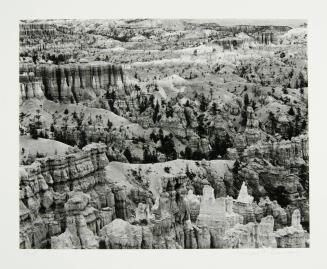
[19, 20, 309, 250]
[196, 186, 243, 248]
[19, 62, 124, 103]
[99, 219, 143, 249]
[51, 192, 99, 249]
[19, 143, 114, 248]
[275, 209, 307, 248]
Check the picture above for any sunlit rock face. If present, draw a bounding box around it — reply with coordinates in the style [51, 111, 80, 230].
[236, 182, 253, 204]
[258, 197, 287, 230]
[241, 134, 308, 168]
[19, 62, 125, 103]
[19, 143, 115, 249]
[19, 158, 308, 249]
[19, 72, 44, 104]
[51, 192, 99, 249]
[99, 219, 143, 249]
[184, 190, 200, 222]
[233, 182, 256, 224]
[275, 210, 308, 248]
[256, 215, 277, 248]
[196, 185, 243, 248]
[222, 215, 277, 248]
[244, 107, 261, 146]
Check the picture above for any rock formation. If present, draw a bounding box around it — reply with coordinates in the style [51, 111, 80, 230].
[19, 62, 125, 103]
[99, 219, 143, 249]
[51, 192, 99, 249]
[275, 209, 308, 248]
[19, 19, 309, 250]
[19, 143, 114, 248]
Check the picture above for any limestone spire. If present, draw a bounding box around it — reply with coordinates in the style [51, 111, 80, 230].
[237, 182, 254, 204]
[291, 209, 303, 231]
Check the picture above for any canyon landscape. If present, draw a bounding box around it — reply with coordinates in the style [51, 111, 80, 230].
[19, 19, 309, 249]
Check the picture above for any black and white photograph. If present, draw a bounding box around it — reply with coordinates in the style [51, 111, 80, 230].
[18, 18, 309, 249]
[1, 0, 327, 268]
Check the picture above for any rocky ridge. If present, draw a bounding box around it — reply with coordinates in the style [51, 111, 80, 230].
[19, 62, 125, 103]
[20, 145, 308, 248]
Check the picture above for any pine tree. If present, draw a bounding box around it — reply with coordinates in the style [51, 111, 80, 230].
[209, 134, 232, 159]
[288, 106, 295, 116]
[192, 150, 205, 160]
[143, 147, 151, 163]
[79, 130, 87, 149]
[124, 148, 133, 163]
[295, 113, 301, 136]
[166, 102, 174, 118]
[251, 100, 257, 111]
[287, 123, 294, 140]
[143, 147, 157, 163]
[211, 103, 218, 115]
[244, 93, 249, 107]
[150, 131, 159, 143]
[241, 109, 248, 126]
[232, 159, 240, 174]
[298, 71, 307, 88]
[184, 146, 193, 159]
[301, 119, 307, 131]
[269, 112, 277, 135]
[197, 116, 207, 137]
[107, 119, 113, 130]
[29, 124, 38, 139]
[159, 133, 177, 160]
[199, 94, 208, 112]
[158, 128, 164, 141]
[149, 95, 155, 109]
[153, 100, 160, 123]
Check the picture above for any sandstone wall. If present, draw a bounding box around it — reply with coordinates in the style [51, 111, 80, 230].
[20, 151, 308, 249]
[242, 134, 309, 168]
[19, 62, 125, 103]
[19, 143, 115, 248]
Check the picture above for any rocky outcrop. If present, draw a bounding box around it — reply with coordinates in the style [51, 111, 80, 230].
[19, 62, 125, 103]
[194, 186, 306, 249]
[19, 143, 115, 248]
[256, 215, 278, 247]
[233, 182, 258, 224]
[253, 32, 276, 45]
[51, 192, 99, 249]
[112, 187, 129, 220]
[275, 209, 308, 248]
[19, 73, 44, 104]
[20, 155, 308, 249]
[242, 134, 309, 168]
[244, 107, 261, 146]
[258, 197, 287, 229]
[222, 215, 277, 248]
[99, 218, 143, 249]
[20, 23, 56, 38]
[236, 157, 307, 221]
[196, 186, 243, 248]
[184, 190, 200, 222]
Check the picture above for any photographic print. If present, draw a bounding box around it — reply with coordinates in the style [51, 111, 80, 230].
[19, 19, 309, 249]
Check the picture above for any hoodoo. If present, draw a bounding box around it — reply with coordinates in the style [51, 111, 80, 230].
[19, 19, 309, 249]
